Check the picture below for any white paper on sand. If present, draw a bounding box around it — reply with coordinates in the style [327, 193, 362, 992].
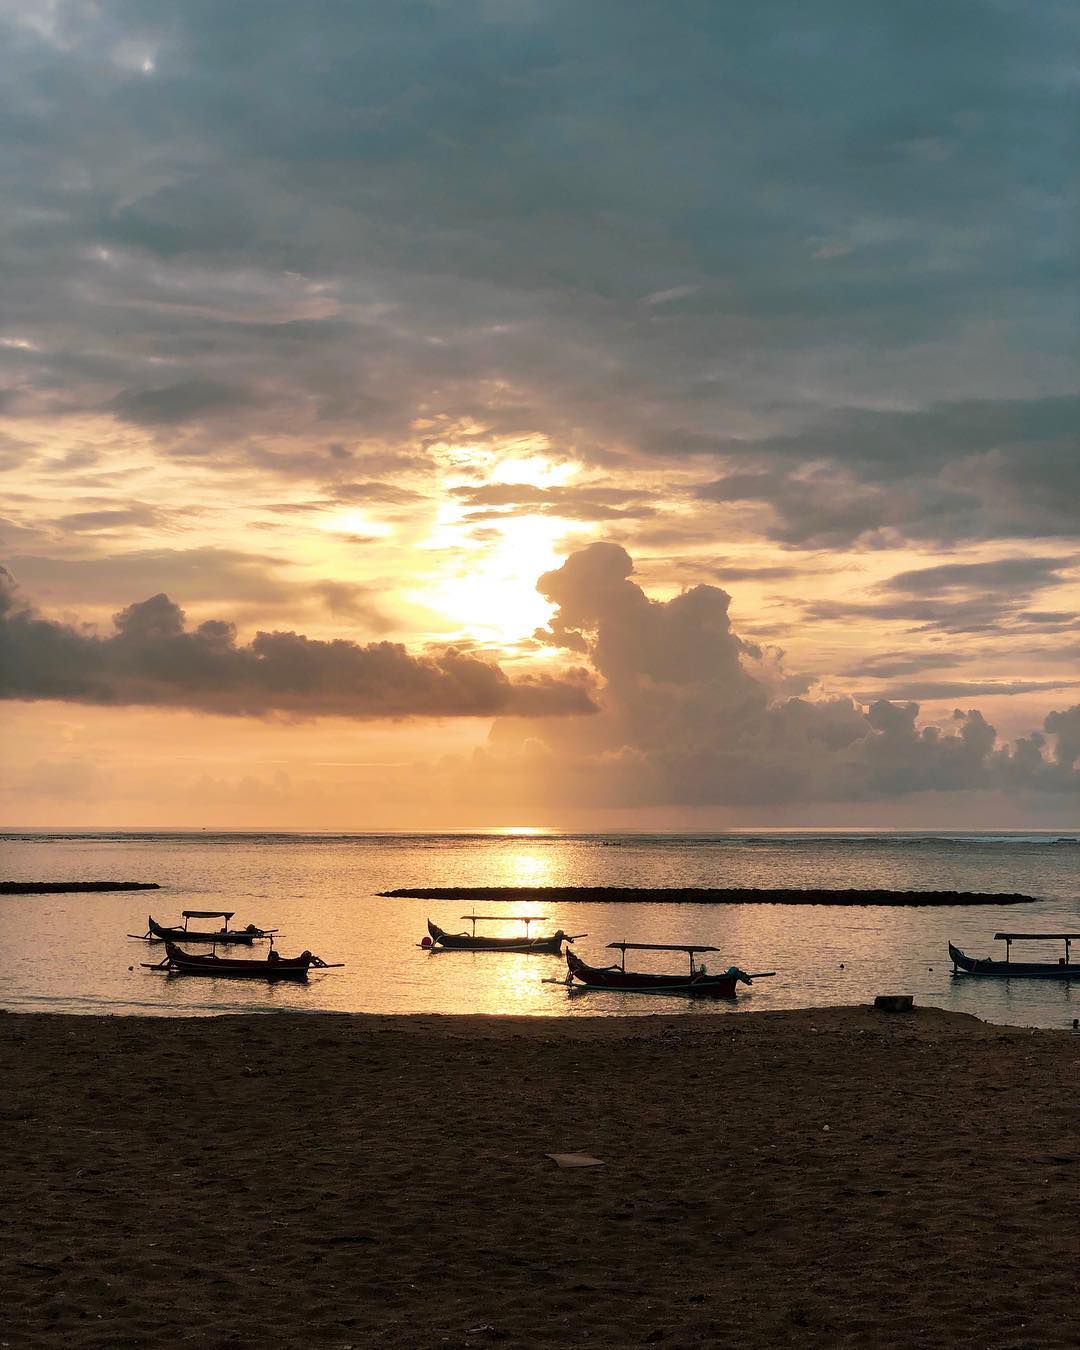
[546, 1152, 605, 1168]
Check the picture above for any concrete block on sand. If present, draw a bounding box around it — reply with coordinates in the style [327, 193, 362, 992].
[874, 993, 915, 1012]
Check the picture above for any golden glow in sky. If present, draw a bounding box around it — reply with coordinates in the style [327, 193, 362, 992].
[317, 509, 395, 539]
[421, 518, 565, 645]
[409, 445, 588, 645]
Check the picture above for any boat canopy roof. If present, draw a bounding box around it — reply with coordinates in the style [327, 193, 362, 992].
[461, 914, 548, 922]
[994, 932, 1080, 941]
[182, 910, 235, 920]
[607, 941, 721, 954]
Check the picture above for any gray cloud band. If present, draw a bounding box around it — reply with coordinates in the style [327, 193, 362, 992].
[0, 569, 596, 720]
[1, 4, 1076, 551]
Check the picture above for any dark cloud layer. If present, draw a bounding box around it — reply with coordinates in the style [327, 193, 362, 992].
[109, 379, 249, 426]
[1, 2, 1075, 551]
[880, 557, 1074, 596]
[0, 569, 596, 720]
[694, 397, 1080, 546]
[802, 555, 1077, 635]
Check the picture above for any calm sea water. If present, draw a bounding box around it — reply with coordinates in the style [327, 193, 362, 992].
[1, 831, 1079, 1028]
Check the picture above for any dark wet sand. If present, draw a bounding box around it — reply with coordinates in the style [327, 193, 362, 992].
[1, 1006, 1076, 1349]
[379, 886, 1038, 905]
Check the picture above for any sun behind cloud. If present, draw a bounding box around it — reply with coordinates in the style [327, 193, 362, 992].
[411, 441, 589, 646]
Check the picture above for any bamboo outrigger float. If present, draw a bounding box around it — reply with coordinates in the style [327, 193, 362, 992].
[143, 939, 343, 981]
[556, 942, 775, 998]
[130, 912, 278, 945]
[949, 933, 1080, 979]
[423, 915, 584, 954]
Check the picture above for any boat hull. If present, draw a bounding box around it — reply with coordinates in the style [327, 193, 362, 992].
[565, 950, 740, 997]
[161, 941, 311, 980]
[148, 917, 258, 945]
[948, 942, 1080, 979]
[427, 920, 565, 954]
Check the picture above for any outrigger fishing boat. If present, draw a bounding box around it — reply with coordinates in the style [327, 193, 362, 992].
[423, 915, 584, 954]
[143, 940, 342, 981]
[130, 911, 278, 945]
[949, 933, 1080, 979]
[557, 942, 774, 998]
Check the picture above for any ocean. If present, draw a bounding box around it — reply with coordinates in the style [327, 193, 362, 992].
[1, 830, 1078, 1027]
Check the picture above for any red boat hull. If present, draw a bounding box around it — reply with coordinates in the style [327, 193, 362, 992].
[160, 941, 312, 980]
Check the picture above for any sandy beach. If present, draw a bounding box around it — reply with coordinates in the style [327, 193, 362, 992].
[1, 1005, 1077, 1350]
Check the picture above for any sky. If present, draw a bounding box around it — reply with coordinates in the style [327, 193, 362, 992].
[2, 1, 1079, 829]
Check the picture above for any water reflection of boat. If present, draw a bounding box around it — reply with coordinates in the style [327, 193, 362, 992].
[424, 916, 582, 954]
[144, 940, 341, 980]
[132, 911, 277, 945]
[561, 942, 772, 998]
[949, 933, 1080, 979]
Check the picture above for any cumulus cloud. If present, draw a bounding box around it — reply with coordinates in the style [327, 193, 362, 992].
[0, 568, 596, 720]
[1044, 707, 1080, 769]
[482, 543, 1080, 806]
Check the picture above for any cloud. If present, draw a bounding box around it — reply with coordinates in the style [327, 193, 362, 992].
[3, 3, 1080, 823]
[1045, 707, 1080, 768]
[6, 548, 329, 610]
[453, 483, 658, 522]
[6, 540, 1080, 807]
[481, 543, 1080, 806]
[0, 568, 596, 720]
[801, 555, 1077, 635]
[708, 562, 813, 582]
[309, 580, 391, 628]
[691, 396, 1080, 547]
[55, 505, 163, 533]
[845, 651, 961, 679]
[109, 379, 250, 425]
[1, 0, 1075, 542]
[328, 481, 427, 506]
[694, 468, 974, 549]
[803, 597, 1048, 636]
[857, 679, 1080, 703]
[879, 556, 1074, 596]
